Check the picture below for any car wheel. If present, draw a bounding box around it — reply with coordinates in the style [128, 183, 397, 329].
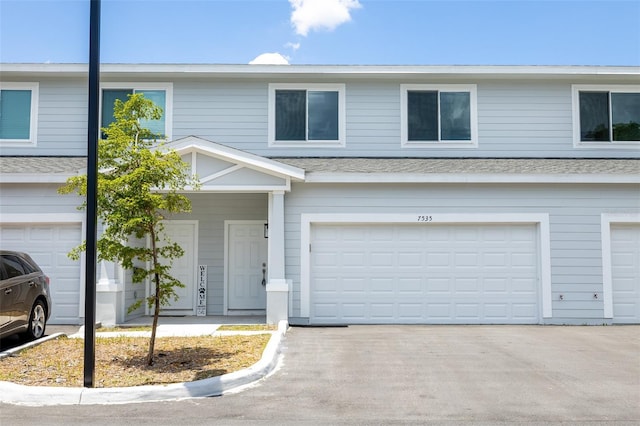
[24, 300, 47, 340]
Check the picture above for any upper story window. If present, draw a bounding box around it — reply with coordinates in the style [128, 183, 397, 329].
[401, 84, 478, 148]
[101, 83, 173, 139]
[268, 83, 345, 147]
[0, 82, 39, 146]
[572, 85, 640, 148]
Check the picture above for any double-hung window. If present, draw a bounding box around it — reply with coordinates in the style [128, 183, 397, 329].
[269, 84, 345, 147]
[572, 85, 640, 148]
[0, 82, 39, 146]
[101, 83, 172, 139]
[401, 84, 478, 148]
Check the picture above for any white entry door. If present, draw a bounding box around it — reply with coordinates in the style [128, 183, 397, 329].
[158, 221, 197, 313]
[227, 222, 268, 311]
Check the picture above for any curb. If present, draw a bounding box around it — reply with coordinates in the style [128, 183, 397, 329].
[0, 320, 288, 406]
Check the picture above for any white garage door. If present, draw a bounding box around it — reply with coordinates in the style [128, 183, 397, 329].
[0, 223, 82, 324]
[311, 224, 540, 324]
[611, 225, 640, 324]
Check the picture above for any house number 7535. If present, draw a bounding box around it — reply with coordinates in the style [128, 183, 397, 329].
[417, 215, 433, 222]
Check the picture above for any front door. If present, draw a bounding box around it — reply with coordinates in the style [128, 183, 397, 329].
[158, 221, 197, 314]
[227, 222, 268, 311]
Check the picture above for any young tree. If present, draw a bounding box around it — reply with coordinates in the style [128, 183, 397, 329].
[60, 93, 199, 365]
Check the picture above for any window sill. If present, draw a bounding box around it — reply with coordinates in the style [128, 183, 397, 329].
[402, 140, 478, 149]
[269, 140, 345, 148]
[574, 141, 640, 149]
[0, 139, 37, 147]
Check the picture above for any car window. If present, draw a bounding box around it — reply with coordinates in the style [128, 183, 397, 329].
[1, 255, 26, 279]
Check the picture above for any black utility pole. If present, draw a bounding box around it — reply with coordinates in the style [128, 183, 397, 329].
[84, 0, 100, 388]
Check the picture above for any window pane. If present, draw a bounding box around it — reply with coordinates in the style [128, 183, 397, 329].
[408, 91, 438, 141]
[137, 90, 166, 137]
[2, 255, 26, 278]
[611, 93, 640, 141]
[0, 90, 32, 139]
[102, 89, 131, 132]
[275, 90, 306, 141]
[579, 92, 610, 141]
[308, 91, 338, 140]
[440, 92, 471, 140]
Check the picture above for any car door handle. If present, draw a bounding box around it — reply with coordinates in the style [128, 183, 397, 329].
[4, 288, 12, 295]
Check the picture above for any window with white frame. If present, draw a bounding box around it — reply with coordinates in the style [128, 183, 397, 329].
[572, 85, 640, 148]
[401, 84, 478, 148]
[269, 84, 345, 147]
[101, 83, 173, 139]
[0, 82, 39, 146]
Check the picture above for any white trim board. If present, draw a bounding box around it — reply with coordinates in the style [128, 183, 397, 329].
[299, 213, 552, 321]
[601, 213, 640, 319]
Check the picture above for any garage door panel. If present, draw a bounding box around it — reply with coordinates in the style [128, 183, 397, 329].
[611, 225, 640, 324]
[0, 223, 81, 324]
[311, 224, 540, 324]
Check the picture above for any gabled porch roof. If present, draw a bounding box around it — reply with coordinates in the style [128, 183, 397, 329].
[164, 136, 305, 192]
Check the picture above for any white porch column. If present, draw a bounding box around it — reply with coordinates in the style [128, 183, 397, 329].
[96, 260, 124, 326]
[266, 190, 289, 324]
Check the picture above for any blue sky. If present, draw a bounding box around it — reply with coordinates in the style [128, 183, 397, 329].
[1, 0, 639, 66]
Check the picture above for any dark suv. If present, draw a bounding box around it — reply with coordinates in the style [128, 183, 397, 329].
[0, 250, 52, 341]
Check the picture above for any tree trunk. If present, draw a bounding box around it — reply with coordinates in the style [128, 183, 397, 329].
[146, 272, 161, 365]
[146, 227, 161, 366]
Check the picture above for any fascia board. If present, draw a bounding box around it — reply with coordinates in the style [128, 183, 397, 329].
[0, 173, 75, 183]
[303, 173, 640, 184]
[2, 63, 638, 80]
[164, 137, 305, 181]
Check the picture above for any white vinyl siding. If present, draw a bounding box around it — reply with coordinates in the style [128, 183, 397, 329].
[0, 82, 39, 146]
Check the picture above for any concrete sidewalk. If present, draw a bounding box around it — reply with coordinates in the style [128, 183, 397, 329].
[0, 318, 287, 406]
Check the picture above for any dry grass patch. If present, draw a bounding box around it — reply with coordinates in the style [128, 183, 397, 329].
[217, 324, 277, 331]
[0, 334, 271, 388]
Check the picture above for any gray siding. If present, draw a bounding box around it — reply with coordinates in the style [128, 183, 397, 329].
[4, 76, 638, 158]
[1, 78, 88, 156]
[284, 182, 640, 324]
[0, 183, 82, 214]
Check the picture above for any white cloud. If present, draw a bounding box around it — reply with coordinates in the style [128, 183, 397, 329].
[289, 0, 361, 37]
[286, 42, 301, 51]
[249, 52, 290, 65]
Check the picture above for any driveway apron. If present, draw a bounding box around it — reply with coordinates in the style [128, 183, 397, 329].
[225, 325, 640, 424]
[1, 325, 639, 425]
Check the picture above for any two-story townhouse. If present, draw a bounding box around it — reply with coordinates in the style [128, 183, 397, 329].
[1, 63, 638, 327]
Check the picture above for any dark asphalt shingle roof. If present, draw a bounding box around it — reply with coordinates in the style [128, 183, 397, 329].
[0, 157, 87, 174]
[1, 156, 638, 177]
[274, 158, 640, 175]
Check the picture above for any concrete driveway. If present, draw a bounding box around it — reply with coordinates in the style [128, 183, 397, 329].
[2, 325, 639, 425]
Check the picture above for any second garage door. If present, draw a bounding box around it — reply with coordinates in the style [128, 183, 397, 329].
[611, 224, 640, 324]
[0, 223, 82, 325]
[311, 223, 540, 324]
